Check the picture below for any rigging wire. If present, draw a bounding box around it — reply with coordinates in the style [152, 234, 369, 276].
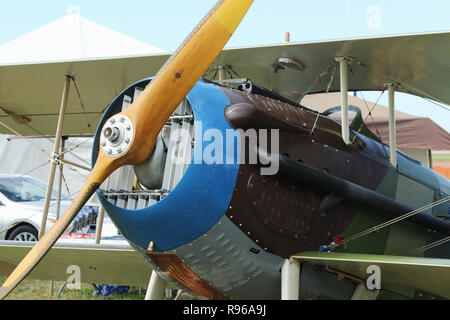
[0, 160, 50, 190]
[59, 164, 74, 201]
[310, 63, 337, 135]
[0, 108, 91, 166]
[61, 107, 106, 157]
[416, 236, 450, 254]
[352, 89, 385, 141]
[419, 96, 450, 112]
[69, 76, 93, 134]
[337, 196, 450, 248]
[358, 90, 390, 159]
[357, 61, 450, 113]
[298, 61, 338, 103]
[0, 120, 52, 158]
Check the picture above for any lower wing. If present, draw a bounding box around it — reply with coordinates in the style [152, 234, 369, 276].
[293, 252, 450, 299]
[0, 240, 152, 287]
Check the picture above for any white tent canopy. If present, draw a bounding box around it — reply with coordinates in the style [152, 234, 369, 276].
[0, 6, 165, 65]
[0, 7, 165, 202]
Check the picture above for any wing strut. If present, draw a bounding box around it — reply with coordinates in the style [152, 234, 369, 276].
[39, 75, 71, 239]
[386, 82, 397, 167]
[335, 57, 350, 145]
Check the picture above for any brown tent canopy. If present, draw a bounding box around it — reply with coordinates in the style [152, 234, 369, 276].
[301, 93, 450, 151]
[365, 117, 449, 150]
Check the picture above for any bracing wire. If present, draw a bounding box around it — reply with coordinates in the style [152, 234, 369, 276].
[416, 236, 450, 253]
[337, 196, 450, 248]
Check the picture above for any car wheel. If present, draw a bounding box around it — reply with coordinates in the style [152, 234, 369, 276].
[8, 225, 39, 242]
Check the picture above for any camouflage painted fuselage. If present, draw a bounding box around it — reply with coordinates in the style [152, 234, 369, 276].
[94, 79, 449, 300]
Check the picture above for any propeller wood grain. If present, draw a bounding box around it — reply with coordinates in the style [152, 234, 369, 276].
[0, 0, 253, 299]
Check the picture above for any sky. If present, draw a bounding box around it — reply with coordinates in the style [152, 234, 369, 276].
[0, 0, 449, 131]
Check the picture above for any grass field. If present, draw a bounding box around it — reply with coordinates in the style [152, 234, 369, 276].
[0, 276, 146, 300]
[432, 151, 450, 162]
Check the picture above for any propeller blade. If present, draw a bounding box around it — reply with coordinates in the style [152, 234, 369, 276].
[0, 153, 118, 299]
[0, 0, 253, 299]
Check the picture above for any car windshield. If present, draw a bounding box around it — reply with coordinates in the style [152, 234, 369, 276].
[0, 176, 69, 202]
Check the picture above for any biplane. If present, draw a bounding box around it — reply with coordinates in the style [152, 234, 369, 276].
[0, 0, 449, 300]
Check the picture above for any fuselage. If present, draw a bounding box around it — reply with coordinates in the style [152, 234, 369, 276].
[93, 78, 450, 300]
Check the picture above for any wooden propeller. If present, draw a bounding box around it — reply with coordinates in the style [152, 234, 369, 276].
[0, 0, 253, 299]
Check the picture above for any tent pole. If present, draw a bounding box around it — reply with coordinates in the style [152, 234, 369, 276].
[387, 83, 397, 167]
[336, 57, 350, 145]
[39, 75, 71, 239]
[428, 149, 433, 169]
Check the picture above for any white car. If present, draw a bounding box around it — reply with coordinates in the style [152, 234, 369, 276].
[0, 174, 72, 241]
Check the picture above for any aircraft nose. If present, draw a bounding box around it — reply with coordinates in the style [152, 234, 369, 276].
[93, 80, 240, 252]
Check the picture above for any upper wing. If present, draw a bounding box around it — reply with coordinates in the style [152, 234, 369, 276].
[292, 251, 450, 299]
[0, 240, 152, 287]
[1, 31, 449, 136]
[213, 31, 450, 105]
[0, 53, 170, 136]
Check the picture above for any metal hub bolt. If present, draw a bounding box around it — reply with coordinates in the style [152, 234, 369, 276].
[100, 115, 134, 158]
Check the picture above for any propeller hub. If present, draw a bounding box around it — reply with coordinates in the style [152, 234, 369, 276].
[103, 127, 120, 143]
[100, 115, 134, 158]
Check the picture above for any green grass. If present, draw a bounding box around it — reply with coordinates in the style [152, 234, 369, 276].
[432, 152, 450, 162]
[0, 276, 146, 300]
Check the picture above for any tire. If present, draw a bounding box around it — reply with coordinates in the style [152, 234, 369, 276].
[8, 225, 39, 242]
